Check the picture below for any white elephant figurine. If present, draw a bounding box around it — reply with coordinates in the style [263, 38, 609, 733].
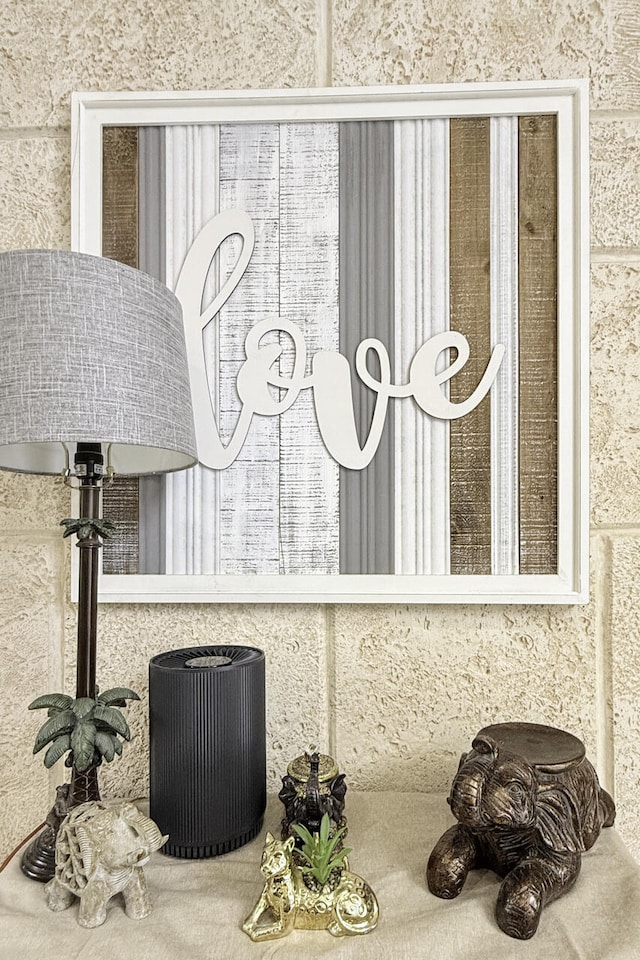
[45, 799, 168, 928]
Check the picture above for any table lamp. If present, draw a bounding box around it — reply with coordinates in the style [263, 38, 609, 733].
[0, 249, 197, 879]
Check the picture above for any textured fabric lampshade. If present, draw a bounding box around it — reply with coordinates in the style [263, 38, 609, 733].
[0, 249, 197, 475]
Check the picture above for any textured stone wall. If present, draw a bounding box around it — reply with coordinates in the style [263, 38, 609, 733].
[1, 0, 639, 864]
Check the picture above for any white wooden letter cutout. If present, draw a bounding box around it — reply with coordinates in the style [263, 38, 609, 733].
[175, 209, 255, 470]
[176, 212, 505, 471]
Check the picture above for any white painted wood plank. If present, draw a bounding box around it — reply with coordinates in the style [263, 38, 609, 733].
[198, 125, 221, 575]
[490, 116, 519, 575]
[218, 124, 281, 573]
[393, 118, 450, 575]
[164, 125, 220, 575]
[278, 122, 340, 574]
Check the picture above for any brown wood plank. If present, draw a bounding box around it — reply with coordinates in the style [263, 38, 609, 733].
[101, 127, 140, 575]
[518, 115, 558, 574]
[449, 118, 492, 574]
[102, 127, 138, 267]
[101, 475, 140, 575]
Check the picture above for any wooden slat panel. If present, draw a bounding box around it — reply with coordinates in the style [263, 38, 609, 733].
[449, 118, 492, 574]
[339, 121, 395, 575]
[490, 116, 519, 575]
[101, 476, 139, 574]
[138, 127, 167, 574]
[191, 125, 219, 576]
[518, 115, 558, 574]
[101, 127, 139, 575]
[279, 122, 340, 574]
[393, 118, 450, 575]
[102, 127, 138, 268]
[164, 125, 221, 575]
[218, 124, 281, 574]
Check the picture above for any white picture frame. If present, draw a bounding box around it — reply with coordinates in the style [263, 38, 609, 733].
[71, 80, 589, 604]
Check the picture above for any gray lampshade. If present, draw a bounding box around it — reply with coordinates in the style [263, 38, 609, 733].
[0, 249, 197, 475]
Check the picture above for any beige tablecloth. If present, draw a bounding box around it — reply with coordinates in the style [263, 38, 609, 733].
[1, 792, 639, 960]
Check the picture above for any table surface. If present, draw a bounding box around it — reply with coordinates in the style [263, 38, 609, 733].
[1, 792, 640, 960]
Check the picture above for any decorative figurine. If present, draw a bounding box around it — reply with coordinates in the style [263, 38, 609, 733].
[427, 722, 616, 940]
[45, 799, 168, 928]
[22, 686, 140, 881]
[243, 814, 378, 941]
[278, 748, 347, 843]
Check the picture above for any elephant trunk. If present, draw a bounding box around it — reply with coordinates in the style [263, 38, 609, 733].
[449, 771, 485, 827]
[140, 818, 169, 854]
[126, 846, 152, 867]
[123, 803, 168, 854]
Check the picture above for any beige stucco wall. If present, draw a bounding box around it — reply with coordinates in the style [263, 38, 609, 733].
[1, 0, 639, 864]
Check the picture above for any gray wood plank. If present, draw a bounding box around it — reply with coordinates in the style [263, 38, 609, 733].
[339, 121, 395, 575]
[138, 126, 167, 575]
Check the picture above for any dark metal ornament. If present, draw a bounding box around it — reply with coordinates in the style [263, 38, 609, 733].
[279, 749, 347, 843]
[427, 722, 616, 940]
[21, 767, 101, 881]
[21, 783, 73, 881]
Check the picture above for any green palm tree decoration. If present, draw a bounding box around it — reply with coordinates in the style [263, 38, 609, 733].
[29, 688, 139, 772]
[60, 517, 116, 541]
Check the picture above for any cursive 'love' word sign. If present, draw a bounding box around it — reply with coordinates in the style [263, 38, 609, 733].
[176, 211, 505, 471]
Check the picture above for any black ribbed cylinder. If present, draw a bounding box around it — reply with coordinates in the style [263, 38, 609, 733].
[149, 645, 266, 858]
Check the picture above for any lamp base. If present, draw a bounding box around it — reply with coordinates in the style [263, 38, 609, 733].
[21, 826, 57, 882]
[20, 780, 81, 882]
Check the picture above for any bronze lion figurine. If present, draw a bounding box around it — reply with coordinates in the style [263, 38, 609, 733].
[427, 726, 615, 939]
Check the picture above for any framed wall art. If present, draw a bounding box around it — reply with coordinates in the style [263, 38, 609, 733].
[71, 80, 588, 603]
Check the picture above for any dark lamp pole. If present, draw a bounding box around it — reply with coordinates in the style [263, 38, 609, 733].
[74, 443, 103, 701]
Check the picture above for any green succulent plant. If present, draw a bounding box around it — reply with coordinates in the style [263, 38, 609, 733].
[28, 688, 140, 772]
[291, 813, 351, 888]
